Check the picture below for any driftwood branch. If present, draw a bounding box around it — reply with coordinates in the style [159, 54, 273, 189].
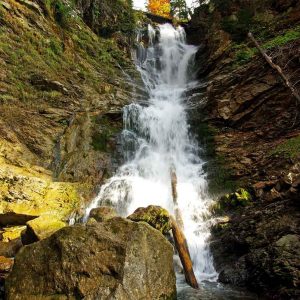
[170, 169, 199, 289]
[248, 32, 300, 103]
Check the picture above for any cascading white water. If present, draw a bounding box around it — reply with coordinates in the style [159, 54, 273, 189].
[85, 23, 218, 282]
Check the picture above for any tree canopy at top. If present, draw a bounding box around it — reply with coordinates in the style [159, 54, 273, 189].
[147, 0, 171, 18]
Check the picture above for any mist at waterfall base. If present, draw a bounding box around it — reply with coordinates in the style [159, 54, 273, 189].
[86, 23, 218, 284]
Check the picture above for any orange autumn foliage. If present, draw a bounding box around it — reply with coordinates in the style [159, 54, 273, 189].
[147, 0, 171, 18]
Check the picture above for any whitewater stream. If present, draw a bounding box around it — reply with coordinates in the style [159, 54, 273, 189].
[85, 24, 258, 299]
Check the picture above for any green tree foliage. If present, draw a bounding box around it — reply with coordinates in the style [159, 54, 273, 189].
[43, 0, 73, 27]
[170, 0, 189, 21]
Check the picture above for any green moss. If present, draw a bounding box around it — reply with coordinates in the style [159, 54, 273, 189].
[232, 26, 300, 65]
[271, 136, 300, 158]
[91, 132, 109, 151]
[44, 0, 73, 27]
[262, 26, 300, 49]
[128, 206, 172, 234]
[216, 188, 252, 213]
[190, 122, 236, 195]
[234, 45, 256, 63]
[91, 115, 121, 152]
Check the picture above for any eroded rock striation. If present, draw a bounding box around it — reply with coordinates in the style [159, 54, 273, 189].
[187, 0, 300, 298]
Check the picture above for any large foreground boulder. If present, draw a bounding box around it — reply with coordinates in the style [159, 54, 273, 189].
[6, 217, 176, 300]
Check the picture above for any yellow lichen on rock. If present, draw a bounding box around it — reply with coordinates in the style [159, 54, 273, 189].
[23, 215, 66, 242]
[1, 226, 26, 242]
[0, 139, 82, 224]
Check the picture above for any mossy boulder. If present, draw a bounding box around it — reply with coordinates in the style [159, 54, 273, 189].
[21, 215, 66, 245]
[127, 205, 172, 234]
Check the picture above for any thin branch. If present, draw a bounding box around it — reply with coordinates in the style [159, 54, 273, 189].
[248, 32, 300, 103]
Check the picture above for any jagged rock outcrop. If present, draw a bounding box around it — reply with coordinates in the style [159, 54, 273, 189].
[187, 0, 300, 298]
[211, 175, 299, 298]
[0, 0, 140, 239]
[6, 217, 176, 300]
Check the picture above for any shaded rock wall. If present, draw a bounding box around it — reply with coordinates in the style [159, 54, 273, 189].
[187, 0, 300, 298]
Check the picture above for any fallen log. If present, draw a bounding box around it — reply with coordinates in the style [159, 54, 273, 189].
[170, 169, 199, 289]
[171, 216, 199, 289]
[248, 32, 300, 103]
[170, 170, 184, 229]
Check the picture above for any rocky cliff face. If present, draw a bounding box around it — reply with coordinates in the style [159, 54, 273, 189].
[187, 0, 300, 298]
[0, 0, 139, 230]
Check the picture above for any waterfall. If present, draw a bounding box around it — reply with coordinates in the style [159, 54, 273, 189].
[85, 23, 218, 282]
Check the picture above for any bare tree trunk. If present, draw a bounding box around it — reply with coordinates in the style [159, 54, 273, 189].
[171, 216, 199, 289]
[248, 32, 300, 103]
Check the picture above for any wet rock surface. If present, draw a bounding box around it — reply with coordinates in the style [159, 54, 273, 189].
[211, 170, 299, 298]
[89, 206, 117, 222]
[6, 217, 176, 300]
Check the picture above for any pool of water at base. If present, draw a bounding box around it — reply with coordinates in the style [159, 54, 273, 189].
[177, 274, 261, 300]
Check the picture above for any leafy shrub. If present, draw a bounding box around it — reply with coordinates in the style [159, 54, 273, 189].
[235, 48, 255, 62]
[263, 26, 300, 49]
[221, 8, 254, 41]
[44, 0, 73, 27]
[218, 188, 252, 211]
[271, 136, 300, 158]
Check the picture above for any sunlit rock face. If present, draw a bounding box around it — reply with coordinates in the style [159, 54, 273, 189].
[6, 218, 176, 300]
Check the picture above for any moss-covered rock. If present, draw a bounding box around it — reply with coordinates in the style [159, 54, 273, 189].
[1, 226, 26, 243]
[212, 188, 252, 214]
[0, 159, 82, 221]
[0, 0, 138, 225]
[21, 215, 66, 245]
[127, 205, 172, 234]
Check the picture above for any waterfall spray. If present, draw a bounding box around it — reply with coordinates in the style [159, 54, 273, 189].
[85, 23, 218, 282]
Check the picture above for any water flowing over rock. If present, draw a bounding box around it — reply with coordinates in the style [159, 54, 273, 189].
[85, 23, 218, 283]
[6, 218, 176, 300]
